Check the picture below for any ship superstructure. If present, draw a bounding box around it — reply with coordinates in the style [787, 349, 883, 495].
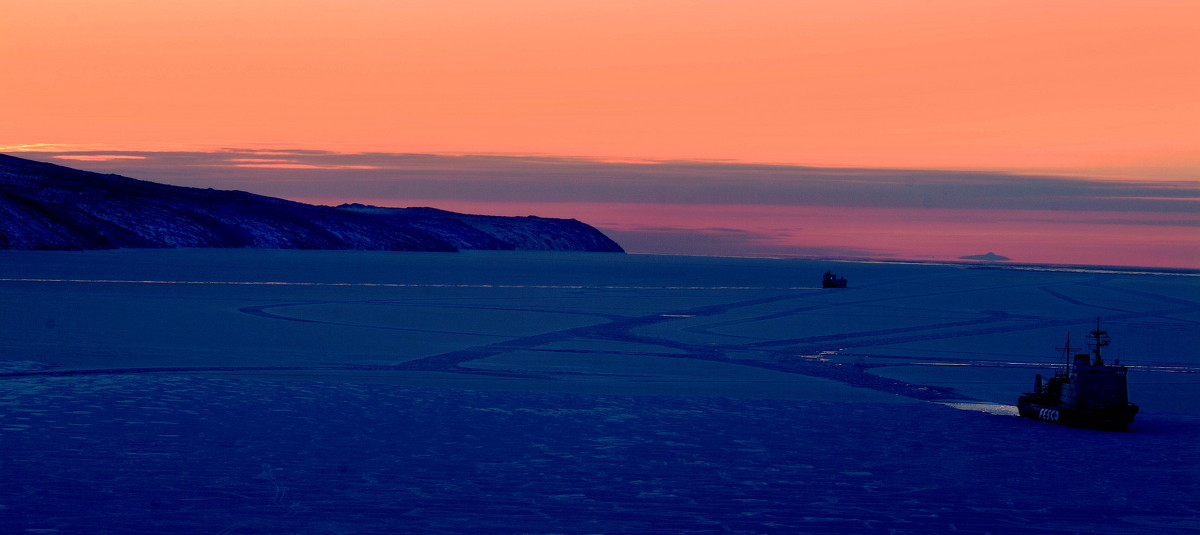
[1017, 320, 1138, 430]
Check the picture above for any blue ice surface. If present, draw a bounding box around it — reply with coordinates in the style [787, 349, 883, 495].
[2, 375, 1198, 534]
[2, 250, 1198, 533]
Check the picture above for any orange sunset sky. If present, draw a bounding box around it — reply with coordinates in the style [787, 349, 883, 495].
[2, 1, 1198, 267]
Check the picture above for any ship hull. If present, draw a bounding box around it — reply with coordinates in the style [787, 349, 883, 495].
[1017, 395, 1138, 431]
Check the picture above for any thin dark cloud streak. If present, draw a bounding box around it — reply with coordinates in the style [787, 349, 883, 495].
[23, 149, 1200, 214]
[601, 226, 886, 259]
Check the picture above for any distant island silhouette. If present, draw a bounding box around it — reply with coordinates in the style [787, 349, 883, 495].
[959, 252, 1010, 261]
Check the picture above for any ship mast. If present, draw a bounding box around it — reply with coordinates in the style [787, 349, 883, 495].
[1058, 332, 1074, 375]
[1088, 317, 1109, 366]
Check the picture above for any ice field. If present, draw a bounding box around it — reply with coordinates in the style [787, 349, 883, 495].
[2, 249, 1198, 533]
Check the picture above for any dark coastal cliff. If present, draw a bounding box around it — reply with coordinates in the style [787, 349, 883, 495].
[0, 154, 624, 253]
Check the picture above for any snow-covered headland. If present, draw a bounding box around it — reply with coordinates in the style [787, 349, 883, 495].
[2, 249, 1197, 533]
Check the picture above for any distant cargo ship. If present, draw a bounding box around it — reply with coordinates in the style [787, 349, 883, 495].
[1017, 320, 1138, 430]
[822, 271, 848, 288]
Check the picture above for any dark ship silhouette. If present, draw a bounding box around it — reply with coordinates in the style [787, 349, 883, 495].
[822, 271, 848, 288]
[1017, 320, 1138, 430]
